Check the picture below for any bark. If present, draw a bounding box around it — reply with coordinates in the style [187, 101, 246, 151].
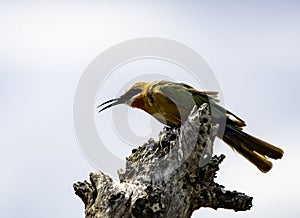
[74, 104, 252, 218]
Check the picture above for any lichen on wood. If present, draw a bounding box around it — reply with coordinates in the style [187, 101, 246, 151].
[74, 104, 252, 218]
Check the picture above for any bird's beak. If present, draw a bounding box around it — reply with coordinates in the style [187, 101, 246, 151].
[97, 97, 125, 113]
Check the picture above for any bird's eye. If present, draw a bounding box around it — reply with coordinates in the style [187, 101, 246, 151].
[147, 93, 154, 103]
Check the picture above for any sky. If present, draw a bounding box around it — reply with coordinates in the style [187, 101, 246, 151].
[1, 1, 300, 218]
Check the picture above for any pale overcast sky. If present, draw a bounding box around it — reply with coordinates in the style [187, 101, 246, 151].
[1, 1, 299, 218]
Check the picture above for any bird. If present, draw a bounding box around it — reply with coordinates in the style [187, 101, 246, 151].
[97, 80, 284, 173]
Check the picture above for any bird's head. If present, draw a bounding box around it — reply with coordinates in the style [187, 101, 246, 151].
[97, 82, 149, 113]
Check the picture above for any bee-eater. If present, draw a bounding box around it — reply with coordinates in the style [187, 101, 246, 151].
[98, 80, 283, 173]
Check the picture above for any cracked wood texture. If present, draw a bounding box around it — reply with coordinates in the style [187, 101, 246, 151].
[74, 104, 252, 218]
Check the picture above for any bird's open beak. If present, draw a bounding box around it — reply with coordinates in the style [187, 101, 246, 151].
[97, 98, 125, 113]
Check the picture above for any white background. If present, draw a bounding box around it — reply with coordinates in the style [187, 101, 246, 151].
[1, 1, 299, 217]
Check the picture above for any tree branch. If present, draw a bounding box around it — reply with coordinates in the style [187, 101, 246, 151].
[74, 104, 252, 218]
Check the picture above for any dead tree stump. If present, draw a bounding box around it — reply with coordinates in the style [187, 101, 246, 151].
[74, 104, 252, 217]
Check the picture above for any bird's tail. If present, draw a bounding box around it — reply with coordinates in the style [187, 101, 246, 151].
[222, 125, 284, 173]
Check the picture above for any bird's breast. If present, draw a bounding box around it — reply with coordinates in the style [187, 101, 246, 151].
[131, 93, 189, 127]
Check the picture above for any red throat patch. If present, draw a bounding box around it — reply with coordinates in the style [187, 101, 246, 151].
[131, 95, 147, 112]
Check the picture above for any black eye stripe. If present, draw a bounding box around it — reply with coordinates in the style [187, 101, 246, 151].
[127, 88, 141, 96]
[121, 88, 142, 100]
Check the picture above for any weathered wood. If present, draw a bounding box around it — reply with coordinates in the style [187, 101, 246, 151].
[74, 104, 252, 218]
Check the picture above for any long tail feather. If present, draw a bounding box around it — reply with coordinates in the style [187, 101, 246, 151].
[222, 126, 284, 173]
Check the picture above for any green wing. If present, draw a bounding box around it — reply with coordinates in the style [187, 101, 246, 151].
[153, 81, 245, 128]
[155, 82, 199, 110]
